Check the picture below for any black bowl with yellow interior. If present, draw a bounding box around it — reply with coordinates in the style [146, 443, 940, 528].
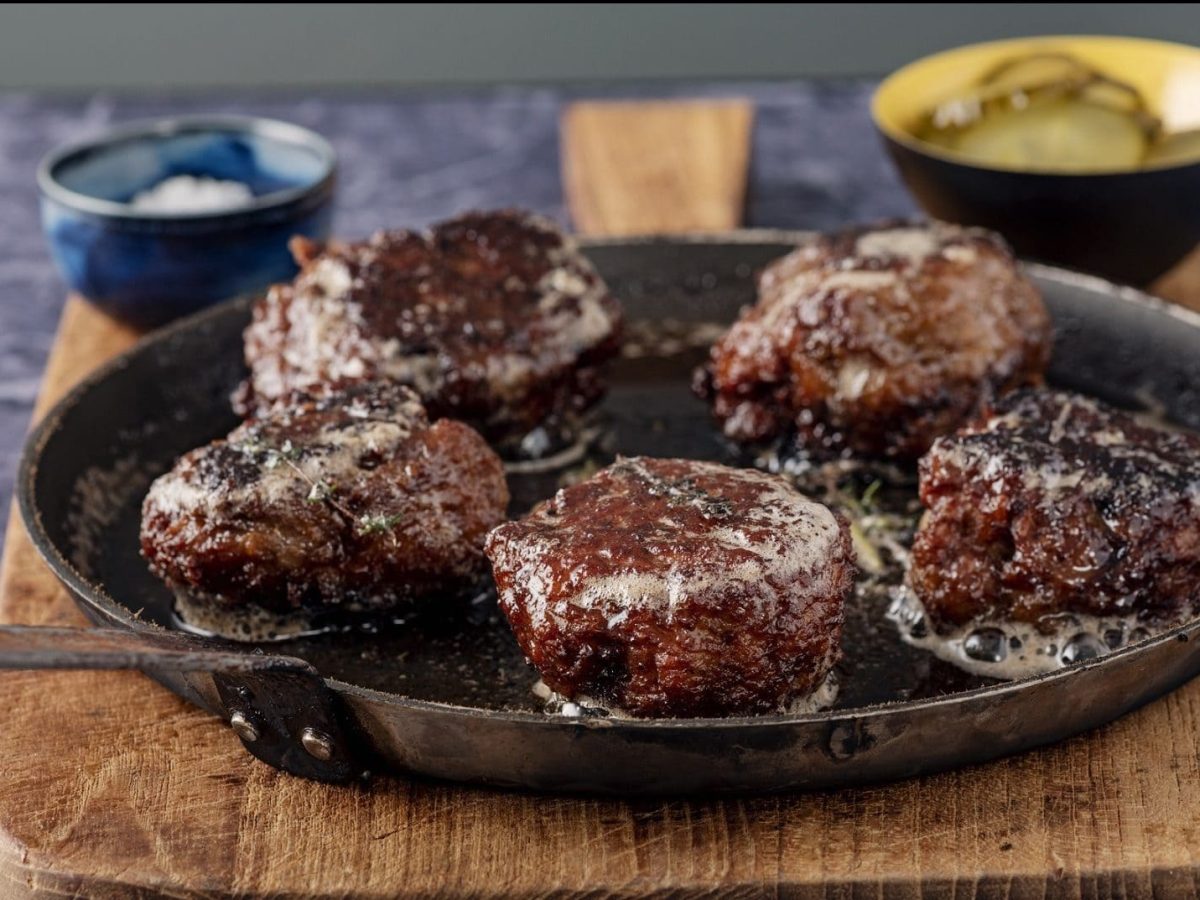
[873, 36, 1200, 286]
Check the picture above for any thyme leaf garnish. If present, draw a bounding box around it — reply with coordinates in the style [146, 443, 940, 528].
[262, 439, 302, 469]
[306, 479, 336, 503]
[355, 513, 404, 536]
[235, 434, 399, 535]
[860, 478, 883, 511]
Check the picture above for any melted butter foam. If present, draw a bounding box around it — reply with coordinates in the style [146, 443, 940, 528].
[171, 590, 329, 642]
[502, 421, 604, 474]
[886, 585, 1164, 679]
[531, 670, 840, 719]
[854, 228, 941, 265]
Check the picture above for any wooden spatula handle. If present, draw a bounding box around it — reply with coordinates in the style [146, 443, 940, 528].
[562, 99, 754, 237]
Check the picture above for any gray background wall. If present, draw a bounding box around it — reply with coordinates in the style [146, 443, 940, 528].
[1, 4, 1198, 90]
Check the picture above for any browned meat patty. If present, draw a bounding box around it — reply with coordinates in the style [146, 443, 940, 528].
[910, 389, 1200, 632]
[141, 382, 509, 622]
[237, 209, 623, 455]
[485, 457, 853, 718]
[695, 221, 1052, 460]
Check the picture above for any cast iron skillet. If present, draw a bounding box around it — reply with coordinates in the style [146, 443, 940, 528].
[13, 232, 1200, 792]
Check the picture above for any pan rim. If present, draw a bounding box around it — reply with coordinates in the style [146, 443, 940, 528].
[17, 230, 1200, 732]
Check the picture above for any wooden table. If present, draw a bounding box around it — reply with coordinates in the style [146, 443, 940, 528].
[3, 100, 1200, 897]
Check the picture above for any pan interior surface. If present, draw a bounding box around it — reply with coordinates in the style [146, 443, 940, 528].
[25, 236, 1200, 722]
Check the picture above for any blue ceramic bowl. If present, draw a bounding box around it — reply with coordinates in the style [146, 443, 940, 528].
[38, 115, 336, 328]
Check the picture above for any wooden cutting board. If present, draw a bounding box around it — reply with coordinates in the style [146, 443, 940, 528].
[4, 99, 1200, 898]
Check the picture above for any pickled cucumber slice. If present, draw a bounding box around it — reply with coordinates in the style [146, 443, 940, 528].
[1144, 130, 1200, 167]
[977, 52, 1094, 98]
[951, 97, 1149, 171]
[916, 51, 1160, 171]
[1081, 76, 1151, 118]
[924, 53, 1098, 135]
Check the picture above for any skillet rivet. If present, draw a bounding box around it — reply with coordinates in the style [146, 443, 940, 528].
[301, 727, 334, 761]
[229, 710, 259, 743]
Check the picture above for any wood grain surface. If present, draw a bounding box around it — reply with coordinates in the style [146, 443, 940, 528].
[3, 99, 1200, 897]
[562, 100, 753, 235]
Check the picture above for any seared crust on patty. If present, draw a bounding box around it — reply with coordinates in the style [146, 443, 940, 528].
[486, 456, 854, 717]
[695, 221, 1052, 459]
[911, 389, 1200, 631]
[238, 209, 623, 454]
[141, 381, 508, 616]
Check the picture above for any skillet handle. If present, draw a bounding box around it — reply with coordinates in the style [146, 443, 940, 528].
[0, 624, 364, 783]
[0, 623, 312, 672]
